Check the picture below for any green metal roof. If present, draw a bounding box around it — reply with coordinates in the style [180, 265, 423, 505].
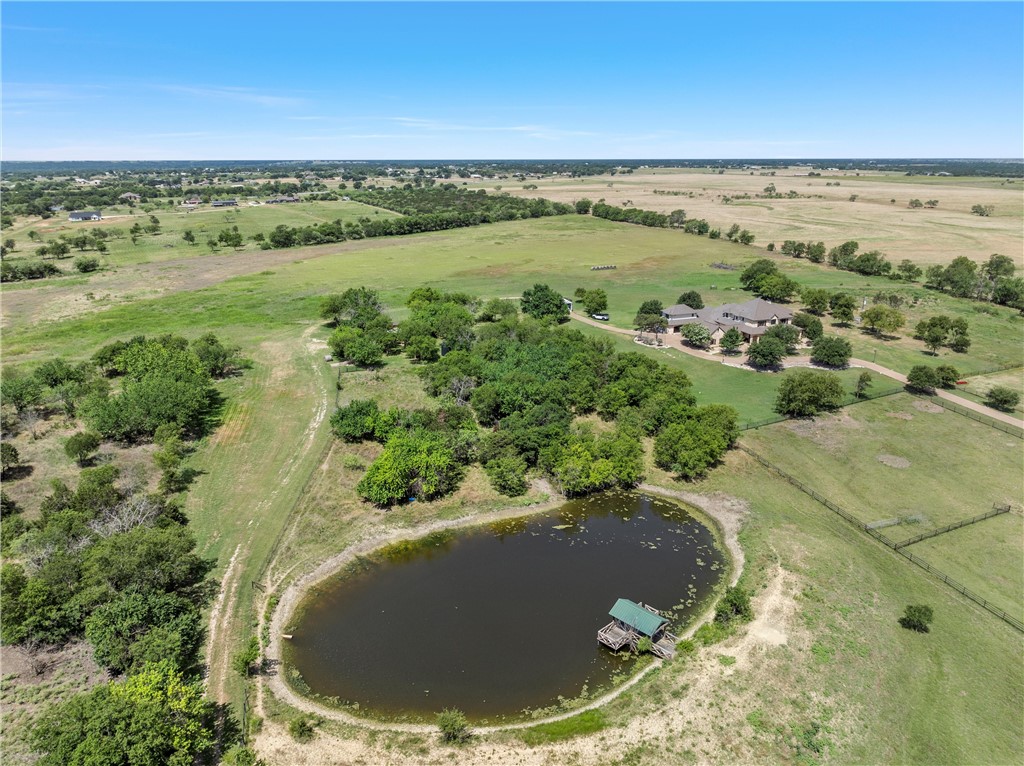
[608, 599, 668, 637]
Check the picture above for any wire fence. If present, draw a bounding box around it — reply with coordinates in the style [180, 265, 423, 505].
[738, 385, 903, 432]
[895, 505, 1011, 549]
[736, 444, 1024, 633]
[961, 363, 1023, 378]
[924, 396, 1024, 438]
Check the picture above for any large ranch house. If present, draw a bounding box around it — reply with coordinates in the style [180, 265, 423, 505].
[662, 298, 795, 347]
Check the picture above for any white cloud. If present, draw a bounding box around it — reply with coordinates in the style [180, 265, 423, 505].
[159, 84, 305, 108]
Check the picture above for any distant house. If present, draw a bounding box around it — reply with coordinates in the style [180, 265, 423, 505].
[181, 197, 202, 206]
[68, 211, 102, 222]
[119, 192, 141, 201]
[662, 298, 794, 346]
[211, 199, 238, 207]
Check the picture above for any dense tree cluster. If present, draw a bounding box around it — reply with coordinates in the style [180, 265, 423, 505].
[914, 315, 971, 354]
[924, 254, 1022, 308]
[252, 187, 574, 250]
[0, 260, 62, 282]
[0, 330, 249, 764]
[30, 659, 215, 766]
[322, 287, 397, 367]
[329, 294, 740, 501]
[0, 464, 212, 667]
[591, 203, 668, 228]
[80, 334, 238, 441]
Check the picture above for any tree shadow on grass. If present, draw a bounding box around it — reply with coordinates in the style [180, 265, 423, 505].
[1, 464, 34, 482]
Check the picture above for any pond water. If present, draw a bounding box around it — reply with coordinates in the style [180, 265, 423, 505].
[285, 490, 726, 721]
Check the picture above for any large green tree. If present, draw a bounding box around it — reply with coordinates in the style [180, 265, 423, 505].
[861, 305, 905, 336]
[521, 283, 569, 322]
[810, 336, 852, 368]
[30, 660, 214, 766]
[774, 370, 845, 416]
[746, 337, 787, 368]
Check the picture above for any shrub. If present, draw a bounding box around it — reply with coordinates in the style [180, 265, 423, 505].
[484, 455, 528, 496]
[715, 585, 753, 624]
[1, 442, 20, 473]
[232, 636, 260, 677]
[898, 604, 934, 633]
[436, 707, 471, 743]
[74, 256, 100, 273]
[985, 386, 1020, 412]
[288, 716, 316, 742]
[64, 431, 102, 465]
[635, 636, 653, 654]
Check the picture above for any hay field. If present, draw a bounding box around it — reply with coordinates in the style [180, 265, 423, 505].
[465, 167, 1023, 266]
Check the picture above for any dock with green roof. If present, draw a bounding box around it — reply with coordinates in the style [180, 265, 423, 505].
[597, 599, 678, 659]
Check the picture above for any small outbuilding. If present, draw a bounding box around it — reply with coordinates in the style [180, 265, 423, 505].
[597, 598, 677, 659]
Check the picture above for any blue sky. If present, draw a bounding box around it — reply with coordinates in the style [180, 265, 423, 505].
[2, 2, 1022, 160]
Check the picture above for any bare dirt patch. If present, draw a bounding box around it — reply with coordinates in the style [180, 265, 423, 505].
[913, 400, 945, 414]
[877, 454, 912, 469]
[886, 411, 914, 420]
[784, 410, 860, 451]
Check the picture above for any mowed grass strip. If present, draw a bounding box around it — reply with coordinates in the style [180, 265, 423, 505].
[183, 324, 337, 709]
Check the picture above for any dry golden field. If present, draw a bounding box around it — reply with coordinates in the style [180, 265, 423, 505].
[464, 167, 1023, 267]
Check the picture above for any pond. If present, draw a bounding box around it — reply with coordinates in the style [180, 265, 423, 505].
[284, 490, 727, 721]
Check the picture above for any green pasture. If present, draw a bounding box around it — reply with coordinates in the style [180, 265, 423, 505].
[5, 216, 1022, 381]
[741, 393, 1023, 611]
[678, 449, 1024, 765]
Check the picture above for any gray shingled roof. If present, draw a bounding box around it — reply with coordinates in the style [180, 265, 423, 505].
[663, 303, 697, 316]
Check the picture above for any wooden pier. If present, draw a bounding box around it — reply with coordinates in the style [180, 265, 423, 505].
[597, 599, 678, 660]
